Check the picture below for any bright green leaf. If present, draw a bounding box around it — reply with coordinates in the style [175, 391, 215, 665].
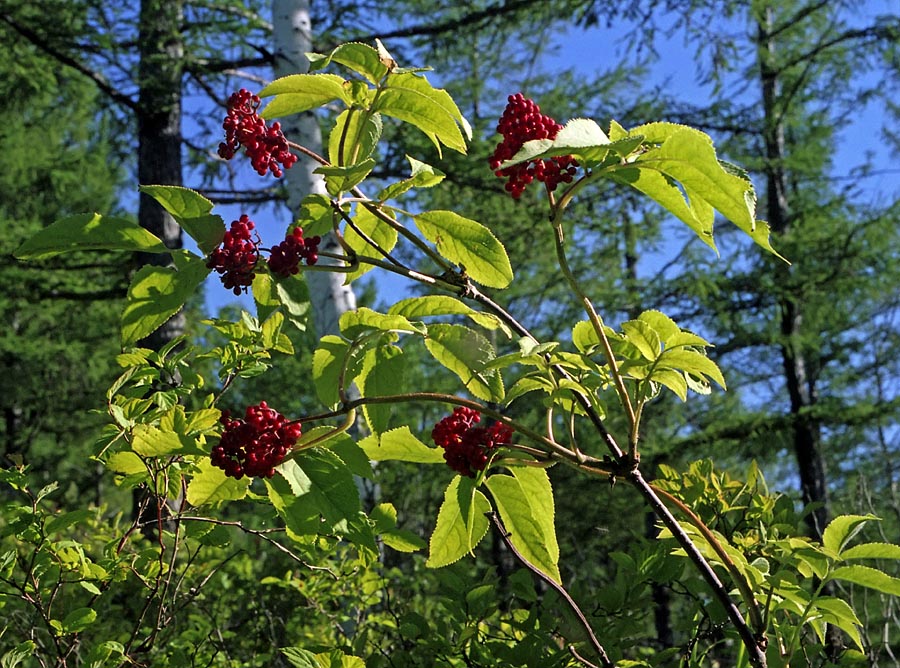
[307, 42, 390, 84]
[186, 458, 250, 506]
[378, 155, 446, 201]
[359, 345, 405, 434]
[131, 424, 184, 456]
[329, 109, 383, 166]
[424, 323, 503, 401]
[822, 514, 878, 554]
[828, 564, 900, 596]
[359, 426, 444, 464]
[120, 251, 210, 346]
[426, 476, 490, 568]
[375, 72, 470, 155]
[485, 467, 560, 583]
[841, 542, 900, 560]
[414, 211, 513, 288]
[340, 307, 423, 339]
[342, 206, 399, 282]
[15, 213, 168, 260]
[259, 73, 351, 118]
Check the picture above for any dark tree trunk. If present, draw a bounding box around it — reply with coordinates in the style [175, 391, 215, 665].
[756, 5, 830, 541]
[133, 0, 184, 536]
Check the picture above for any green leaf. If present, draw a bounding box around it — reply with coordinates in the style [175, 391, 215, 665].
[131, 424, 184, 456]
[343, 205, 399, 282]
[312, 335, 361, 406]
[339, 307, 423, 339]
[60, 607, 97, 634]
[822, 514, 878, 554]
[389, 294, 511, 335]
[621, 319, 662, 361]
[186, 458, 250, 506]
[297, 193, 337, 238]
[382, 529, 427, 553]
[307, 42, 390, 84]
[259, 73, 351, 118]
[629, 123, 781, 257]
[291, 449, 361, 531]
[15, 213, 168, 259]
[427, 476, 490, 568]
[378, 155, 446, 201]
[609, 166, 716, 251]
[656, 348, 726, 390]
[272, 274, 312, 333]
[106, 451, 146, 476]
[485, 467, 561, 583]
[841, 542, 900, 560]
[501, 118, 611, 168]
[811, 597, 864, 650]
[359, 426, 445, 464]
[120, 251, 210, 346]
[424, 323, 503, 401]
[281, 647, 319, 668]
[414, 211, 513, 289]
[2, 641, 37, 668]
[315, 159, 376, 196]
[358, 345, 405, 434]
[329, 109, 383, 166]
[139, 185, 212, 218]
[828, 564, 900, 596]
[374, 72, 470, 155]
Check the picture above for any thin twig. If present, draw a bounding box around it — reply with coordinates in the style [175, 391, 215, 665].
[488, 513, 615, 668]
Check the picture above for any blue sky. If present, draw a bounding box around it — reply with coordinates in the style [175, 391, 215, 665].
[200, 2, 900, 317]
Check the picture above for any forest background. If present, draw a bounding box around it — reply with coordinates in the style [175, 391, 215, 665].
[3, 0, 900, 666]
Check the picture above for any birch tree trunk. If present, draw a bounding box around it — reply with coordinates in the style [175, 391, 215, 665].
[271, 0, 357, 338]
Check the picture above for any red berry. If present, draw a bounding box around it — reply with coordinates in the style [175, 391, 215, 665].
[431, 407, 513, 478]
[210, 402, 301, 479]
[487, 93, 579, 199]
[266, 227, 321, 277]
[206, 214, 260, 295]
[219, 89, 298, 178]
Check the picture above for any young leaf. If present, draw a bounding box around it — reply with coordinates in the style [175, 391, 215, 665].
[306, 42, 390, 84]
[378, 155, 446, 201]
[120, 251, 210, 346]
[359, 426, 445, 464]
[15, 213, 168, 260]
[258, 73, 352, 118]
[315, 159, 376, 196]
[414, 211, 513, 288]
[485, 467, 561, 584]
[426, 475, 491, 568]
[424, 323, 504, 402]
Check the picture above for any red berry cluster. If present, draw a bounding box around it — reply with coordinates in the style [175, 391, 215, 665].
[488, 93, 579, 199]
[211, 401, 301, 479]
[206, 215, 260, 295]
[218, 89, 298, 178]
[431, 407, 513, 478]
[267, 227, 321, 277]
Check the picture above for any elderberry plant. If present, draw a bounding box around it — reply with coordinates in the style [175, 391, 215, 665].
[15, 41, 900, 668]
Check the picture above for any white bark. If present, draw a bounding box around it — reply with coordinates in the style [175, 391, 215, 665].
[272, 0, 357, 338]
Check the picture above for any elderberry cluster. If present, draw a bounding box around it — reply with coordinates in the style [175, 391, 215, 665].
[267, 227, 321, 277]
[488, 93, 579, 199]
[211, 401, 301, 479]
[218, 89, 298, 178]
[431, 407, 513, 478]
[206, 215, 260, 295]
